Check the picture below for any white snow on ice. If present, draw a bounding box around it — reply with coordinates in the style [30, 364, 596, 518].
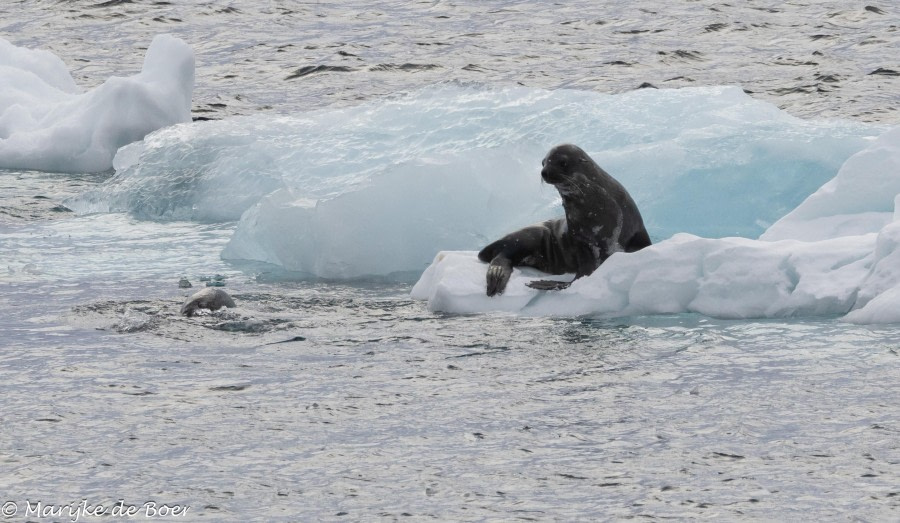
[0, 34, 193, 173]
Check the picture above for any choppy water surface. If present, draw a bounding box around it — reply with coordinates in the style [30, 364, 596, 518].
[3, 0, 899, 122]
[4, 226, 900, 519]
[2, 1, 900, 520]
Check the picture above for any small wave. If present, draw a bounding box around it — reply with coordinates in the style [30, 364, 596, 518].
[89, 0, 133, 7]
[815, 74, 842, 83]
[462, 64, 489, 72]
[704, 23, 728, 32]
[773, 58, 819, 66]
[208, 319, 271, 333]
[369, 63, 442, 73]
[285, 65, 356, 80]
[659, 50, 705, 62]
[770, 85, 818, 95]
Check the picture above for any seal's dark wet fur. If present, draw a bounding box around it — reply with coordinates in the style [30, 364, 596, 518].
[478, 144, 651, 296]
[181, 287, 237, 316]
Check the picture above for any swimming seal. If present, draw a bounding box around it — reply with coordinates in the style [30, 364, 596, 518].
[181, 287, 236, 317]
[478, 144, 651, 297]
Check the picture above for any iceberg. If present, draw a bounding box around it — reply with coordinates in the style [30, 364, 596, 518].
[413, 125, 900, 323]
[62, 80, 900, 322]
[221, 146, 547, 278]
[222, 86, 878, 279]
[762, 126, 900, 242]
[67, 84, 878, 275]
[0, 34, 193, 173]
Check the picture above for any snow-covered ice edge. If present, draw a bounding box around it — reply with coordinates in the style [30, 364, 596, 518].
[413, 127, 900, 324]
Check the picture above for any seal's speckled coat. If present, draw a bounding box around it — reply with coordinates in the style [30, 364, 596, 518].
[478, 144, 651, 296]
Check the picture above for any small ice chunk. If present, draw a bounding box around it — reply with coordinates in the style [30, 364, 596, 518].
[0, 34, 194, 173]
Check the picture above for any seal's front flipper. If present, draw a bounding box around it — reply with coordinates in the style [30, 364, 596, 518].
[527, 279, 572, 291]
[486, 256, 513, 297]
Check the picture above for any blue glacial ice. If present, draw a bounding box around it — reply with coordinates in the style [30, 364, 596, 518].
[70, 85, 874, 254]
[0, 34, 193, 173]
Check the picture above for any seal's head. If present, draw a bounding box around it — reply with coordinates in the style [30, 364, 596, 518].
[180, 287, 236, 317]
[540, 144, 590, 186]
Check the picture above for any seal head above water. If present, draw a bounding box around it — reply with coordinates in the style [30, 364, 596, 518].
[478, 144, 651, 296]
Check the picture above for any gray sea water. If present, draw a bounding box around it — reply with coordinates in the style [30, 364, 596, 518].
[1, 1, 899, 521]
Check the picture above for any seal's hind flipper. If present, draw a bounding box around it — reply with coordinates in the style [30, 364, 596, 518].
[526, 279, 572, 291]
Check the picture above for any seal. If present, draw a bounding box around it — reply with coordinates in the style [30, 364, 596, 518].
[180, 287, 236, 317]
[478, 144, 651, 297]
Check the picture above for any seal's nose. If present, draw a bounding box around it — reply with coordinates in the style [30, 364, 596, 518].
[541, 167, 554, 184]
